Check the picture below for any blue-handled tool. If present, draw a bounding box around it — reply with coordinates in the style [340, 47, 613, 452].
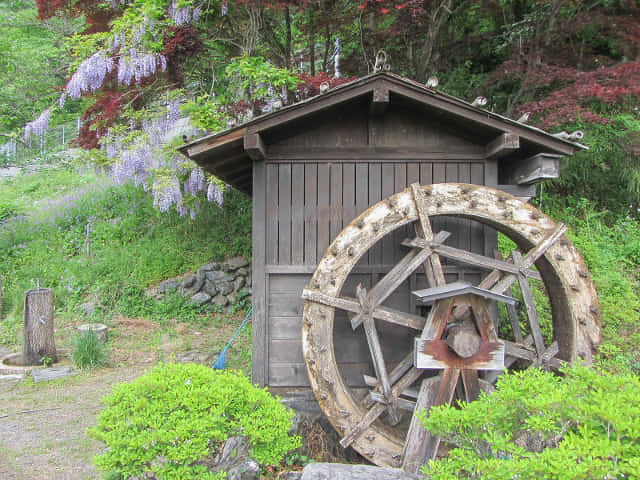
[212, 307, 252, 370]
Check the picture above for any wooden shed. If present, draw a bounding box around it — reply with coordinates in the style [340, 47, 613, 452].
[180, 72, 583, 405]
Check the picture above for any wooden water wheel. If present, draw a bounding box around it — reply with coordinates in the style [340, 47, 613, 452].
[301, 183, 600, 472]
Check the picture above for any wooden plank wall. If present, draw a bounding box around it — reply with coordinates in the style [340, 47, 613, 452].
[264, 161, 485, 267]
[261, 160, 488, 388]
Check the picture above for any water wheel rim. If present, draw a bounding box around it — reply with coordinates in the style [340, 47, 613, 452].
[301, 183, 600, 468]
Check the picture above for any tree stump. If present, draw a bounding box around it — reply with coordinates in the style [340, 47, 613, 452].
[23, 288, 57, 365]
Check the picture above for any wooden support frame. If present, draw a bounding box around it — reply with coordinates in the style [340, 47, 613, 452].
[485, 133, 520, 160]
[502, 153, 563, 185]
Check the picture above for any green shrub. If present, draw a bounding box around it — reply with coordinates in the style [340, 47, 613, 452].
[88, 363, 300, 480]
[71, 330, 108, 369]
[420, 365, 640, 479]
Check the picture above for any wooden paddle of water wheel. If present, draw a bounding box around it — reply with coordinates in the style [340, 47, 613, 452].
[301, 183, 600, 473]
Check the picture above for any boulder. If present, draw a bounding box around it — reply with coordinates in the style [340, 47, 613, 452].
[203, 280, 218, 297]
[226, 257, 249, 270]
[217, 281, 234, 296]
[206, 270, 235, 284]
[200, 262, 220, 272]
[228, 460, 260, 480]
[210, 436, 259, 480]
[233, 276, 246, 292]
[191, 270, 206, 293]
[278, 473, 302, 480]
[246, 273, 252, 287]
[236, 267, 248, 277]
[227, 293, 237, 305]
[157, 279, 179, 294]
[300, 463, 421, 480]
[190, 292, 212, 305]
[181, 274, 196, 289]
[213, 294, 229, 306]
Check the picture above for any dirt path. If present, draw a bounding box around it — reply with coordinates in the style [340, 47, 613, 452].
[0, 312, 251, 479]
[0, 367, 144, 480]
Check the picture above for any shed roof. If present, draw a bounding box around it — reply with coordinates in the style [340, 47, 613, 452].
[179, 72, 585, 195]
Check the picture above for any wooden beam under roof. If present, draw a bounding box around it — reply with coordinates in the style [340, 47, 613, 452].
[370, 84, 389, 116]
[502, 153, 563, 185]
[185, 127, 246, 158]
[244, 132, 266, 161]
[485, 133, 520, 160]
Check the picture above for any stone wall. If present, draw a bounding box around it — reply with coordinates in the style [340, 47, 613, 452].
[151, 257, 251, 313]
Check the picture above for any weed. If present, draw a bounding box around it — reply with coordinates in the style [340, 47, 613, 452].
[71, 330, 108, 369]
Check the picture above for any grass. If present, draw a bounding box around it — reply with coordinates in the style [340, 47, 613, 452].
[0, 164, 251, 343]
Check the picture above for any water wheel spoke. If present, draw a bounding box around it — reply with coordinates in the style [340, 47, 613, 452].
[512, 250, 546, 356]
[341, 366, 425, 448]
[411, 182, 447, 288]
[364, 352, 414, 408]
[357, 285, 401, 425]
[453, 223, 567, 321]
[402, 237, 542, 281]
[350, 242, 444, 329]
[301, 289, 426, 330]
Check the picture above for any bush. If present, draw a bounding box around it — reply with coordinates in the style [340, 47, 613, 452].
[420, 365, 640, 479]
[88, 363, 300, 480]
[71, 330, 108, 369]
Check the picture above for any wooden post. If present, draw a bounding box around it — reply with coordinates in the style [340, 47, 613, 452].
[23, 288, 57, 365]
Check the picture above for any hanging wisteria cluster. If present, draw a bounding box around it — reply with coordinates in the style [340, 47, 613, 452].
[64, 52, 115, 101]
[168, 0, 201, 25]
[24, 108, 52, 140]
[104, 98, 224, 217]
[118, 50, 167, 86]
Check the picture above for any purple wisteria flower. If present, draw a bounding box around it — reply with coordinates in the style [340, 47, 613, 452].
[65, 51, 115, 99]
[24, 108, 51, 140]
[118, 50, 167, 86]
[185, 167, 206, 195]
[152, 177, 183, 213]
[169, 1, 201, 25]
[207, 182, 224, 206]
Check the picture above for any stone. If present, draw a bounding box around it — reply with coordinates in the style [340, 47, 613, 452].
[226, 257, 249, 270]
[246, 273, 252, 287]
[76, 323, 108, 343]
[217, 281, 234, 296]
[228, 460, 260, 480]
[203, 280, 218, 297]
[213, 294, 229, 306]
[236, 267, 248, 277]
[32, 366, 77, 383]
[233, 276, 246, 292]
[278, 473, 302, 480]
[191, 271, 206, 293]
[190, 292, 212, 305]
[300, 463, 421, 480]
[157, 279, 179, 294]
[181, 274, 196, 289]
[206, 270, 235, 284]
[200, 262, 220, 272]
[210, 436, 259, 480]
[240, 287, 253, 297]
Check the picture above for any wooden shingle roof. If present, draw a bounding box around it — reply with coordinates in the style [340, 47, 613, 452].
[179, 72, 585, 195]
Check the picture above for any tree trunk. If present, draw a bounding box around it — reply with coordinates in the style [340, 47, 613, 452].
[309, 14, 316, 76]
[23, 288, 57, 365]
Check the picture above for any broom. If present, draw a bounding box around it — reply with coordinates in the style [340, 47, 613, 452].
[212, 307, 252, 370]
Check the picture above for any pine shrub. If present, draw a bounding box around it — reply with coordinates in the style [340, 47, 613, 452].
[88, 363, 300, 480]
